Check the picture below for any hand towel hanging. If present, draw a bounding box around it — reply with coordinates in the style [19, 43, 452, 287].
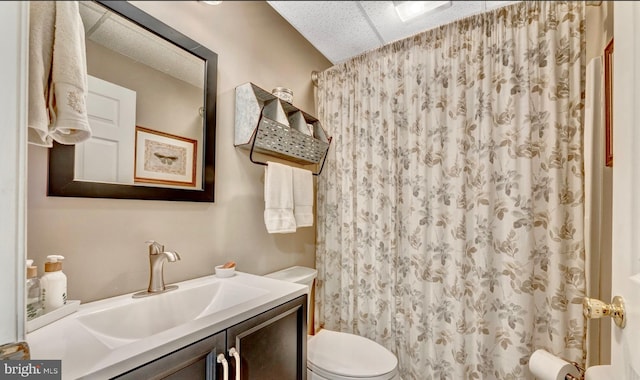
[264, 162, 297, 233]
[292, 167, 314, 227]
[28, 1, 92, 147]
[28, 2, 55, 146]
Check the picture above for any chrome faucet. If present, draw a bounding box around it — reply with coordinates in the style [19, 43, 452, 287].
[133, 240, 181, 298]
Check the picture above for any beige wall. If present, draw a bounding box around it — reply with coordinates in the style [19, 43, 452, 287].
[585, 0, 614, 367]
[27, 1, 332, 303]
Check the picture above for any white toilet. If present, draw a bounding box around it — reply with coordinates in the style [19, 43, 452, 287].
[265, 266, 400, 380]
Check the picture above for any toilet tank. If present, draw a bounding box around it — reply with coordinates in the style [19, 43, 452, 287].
[265, 266, 317, 291]
[265, 266, 317, 329]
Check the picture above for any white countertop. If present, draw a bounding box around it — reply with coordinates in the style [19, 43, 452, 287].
[27, 272, 306, 379]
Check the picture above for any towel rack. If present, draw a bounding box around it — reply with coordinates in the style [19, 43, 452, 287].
[234, 82, 331, 176]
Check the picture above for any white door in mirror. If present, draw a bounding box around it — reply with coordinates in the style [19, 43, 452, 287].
[75, 75, 136, 184]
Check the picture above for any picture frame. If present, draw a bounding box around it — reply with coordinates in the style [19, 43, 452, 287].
[134, 126, 197, 187]
[604, 38, 613, 167]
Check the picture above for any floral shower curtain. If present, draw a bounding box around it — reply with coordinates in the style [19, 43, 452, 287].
[315, 2, 585, 379]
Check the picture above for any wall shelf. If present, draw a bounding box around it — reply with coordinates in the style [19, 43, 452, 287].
[234, 82, 331, 175]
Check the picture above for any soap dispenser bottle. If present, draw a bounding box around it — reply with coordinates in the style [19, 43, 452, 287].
[40, 255, 67, 313]
[26, 259, 43, 320]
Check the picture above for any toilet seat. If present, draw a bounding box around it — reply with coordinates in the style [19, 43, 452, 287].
[307, 329, 398, 380]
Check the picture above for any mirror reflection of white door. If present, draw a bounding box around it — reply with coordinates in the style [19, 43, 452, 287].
[74, 75, 136, 184]
[610, 2, 640, 379]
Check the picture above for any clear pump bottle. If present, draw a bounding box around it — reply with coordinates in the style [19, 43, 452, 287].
[26, 259, 43, 320]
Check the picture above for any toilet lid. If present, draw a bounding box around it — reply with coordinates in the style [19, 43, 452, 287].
[308, 330, 398, 379]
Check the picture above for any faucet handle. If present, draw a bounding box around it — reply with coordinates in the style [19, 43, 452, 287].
[145, 240, 164, 255]
[164, 251, 181, 262]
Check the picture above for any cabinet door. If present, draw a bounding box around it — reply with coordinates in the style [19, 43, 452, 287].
[113, 331, 226, 380]
[226, 295, 307, 380]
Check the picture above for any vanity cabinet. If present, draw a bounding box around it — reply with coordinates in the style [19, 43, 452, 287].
[113, 331, 226, 380]
[113, 295, 307, 380]
[227, 294, 307, 379]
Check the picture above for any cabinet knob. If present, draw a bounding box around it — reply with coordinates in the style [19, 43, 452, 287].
[583, 296, 626, 328]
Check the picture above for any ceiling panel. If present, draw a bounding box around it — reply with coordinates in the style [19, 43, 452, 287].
[359, 1, 483, 44]
[267, 1, 382, 64]
[267, 1, 520, 64]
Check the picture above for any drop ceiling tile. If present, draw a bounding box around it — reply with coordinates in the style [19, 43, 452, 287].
[360, 1, 485, 44]
[80, 2, 203, 88]
[78, 1, 105, 32]
[267, 1, 522, 64]
[268, 1, 381, 63]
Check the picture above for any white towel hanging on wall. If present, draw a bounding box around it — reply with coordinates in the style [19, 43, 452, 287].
[292, 166, 314, 227]
[28, 1, 92, 147]
[264, 162, 297, 233]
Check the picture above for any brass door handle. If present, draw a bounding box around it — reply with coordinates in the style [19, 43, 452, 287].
[583, 296, 626, 328]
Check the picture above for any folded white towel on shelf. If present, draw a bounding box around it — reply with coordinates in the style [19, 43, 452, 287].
[264, 162, 297, 234]
[28, 1, 92, 147]
[292, 167, 314, 227]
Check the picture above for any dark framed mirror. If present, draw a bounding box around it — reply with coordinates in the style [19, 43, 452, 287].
[48, 1, 217, 202]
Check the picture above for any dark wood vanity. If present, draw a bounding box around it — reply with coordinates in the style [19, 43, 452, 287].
[113, 295, 307, 380]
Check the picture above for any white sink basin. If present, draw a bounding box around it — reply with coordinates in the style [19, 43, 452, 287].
[27, 272, 307, 379]
[77, 280, 268, 348]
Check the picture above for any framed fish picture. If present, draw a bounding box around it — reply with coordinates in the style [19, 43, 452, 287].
[134, 126, 197, 187]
